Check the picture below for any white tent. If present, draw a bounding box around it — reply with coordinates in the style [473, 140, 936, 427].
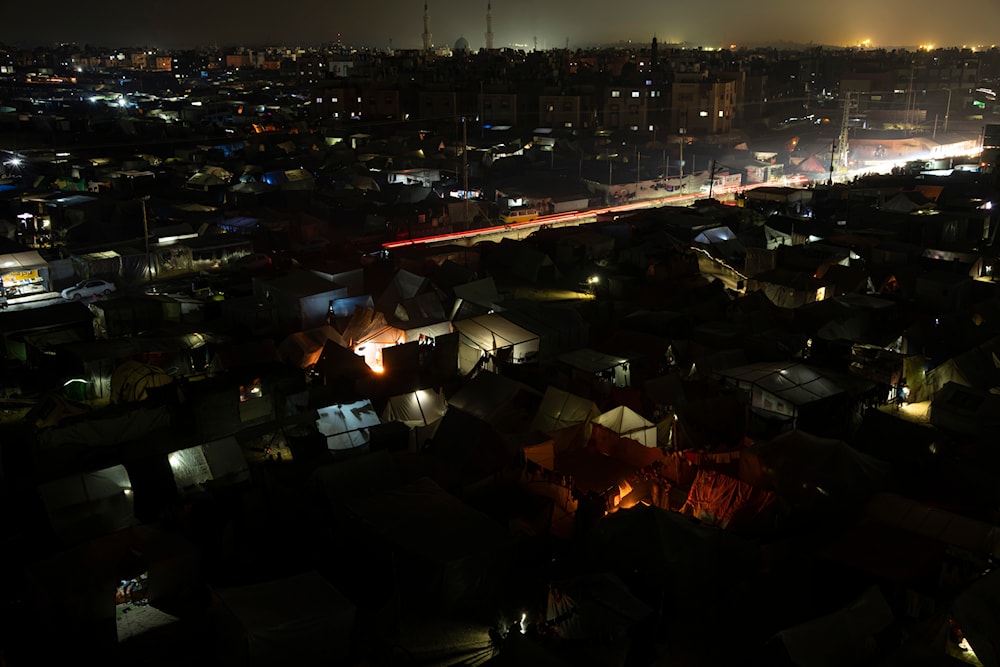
[39, 464, 136, 543]
[316, 399, 381, 451]
[453, 313, 540, 373]
[531, 386, 600, 443]
[167, 437, 251, 496]
[592, 406, 657, 447]
[381, 388, 448, 449]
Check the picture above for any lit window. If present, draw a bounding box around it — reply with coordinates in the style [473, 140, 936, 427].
[239, 378, 263, 403]
[631, 91, 640, 98]
[331, 96, 338, 103]
[316, 97, 322, 104]
[719, 110, 724, 117]
[699, 110, 708, 117]
[611, 90, 621, 98]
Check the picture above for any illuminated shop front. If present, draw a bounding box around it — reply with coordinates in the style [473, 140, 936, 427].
[0, 249, 49, 295]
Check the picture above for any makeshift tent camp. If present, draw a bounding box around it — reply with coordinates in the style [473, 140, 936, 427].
[739, 430, 890, 510]
[531, 386, 600, 450]
[316, 399, 381, 451]
[453, 313, 540, 374]
[344, 477, 513, 609]
[167, 437, 250, 497]
[39, 464, 136, 544]
[592, 405, 657, 447]
[213, 572, 356, 667]
[381, 388, 448, 449]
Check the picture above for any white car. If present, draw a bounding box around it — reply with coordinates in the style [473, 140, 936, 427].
[61, 279, 117, 300]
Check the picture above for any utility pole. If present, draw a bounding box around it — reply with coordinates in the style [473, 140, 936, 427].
[708, 160, 716, 199]
[678, 138, 683, 192]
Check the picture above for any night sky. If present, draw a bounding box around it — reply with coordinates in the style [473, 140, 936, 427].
[3, 0, 1000, 51]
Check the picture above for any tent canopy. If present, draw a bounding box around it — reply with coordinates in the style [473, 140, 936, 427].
[167, 437, 250, 496]
[39, 464, 135, 543]
[592, 405, 657, 447]
[531, 386, 600, 434]
[454, 313, 540, 363]
[316, 399, 381, 451]
[381, 388, 448, 428]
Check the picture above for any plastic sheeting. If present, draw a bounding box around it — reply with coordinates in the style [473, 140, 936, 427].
[453, 314, 540, 364]
[592, 406, 657, 447]
[168, 437, 250, 496]
[316, 399, 381, 451]
[381, 389, 447, 428]
[680, 468, 777, 531]
[278, 325, 346, 369]
[39, 464, 135, 542]
[531, 386, 600, 437]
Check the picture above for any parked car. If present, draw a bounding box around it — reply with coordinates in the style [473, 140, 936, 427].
[61, 279, 117, 300]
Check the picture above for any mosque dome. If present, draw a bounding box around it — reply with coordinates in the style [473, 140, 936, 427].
[454, 36, 470, 52]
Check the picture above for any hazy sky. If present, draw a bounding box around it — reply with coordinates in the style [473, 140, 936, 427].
[4, 0, 1000, 51]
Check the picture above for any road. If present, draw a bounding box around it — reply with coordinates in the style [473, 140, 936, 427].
[383, 179, 808, 251]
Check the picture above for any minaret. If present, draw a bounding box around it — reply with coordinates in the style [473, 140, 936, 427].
[422, 1, 432, 52]
[651, 34, 658, 68]
[485, 2, 494, 51]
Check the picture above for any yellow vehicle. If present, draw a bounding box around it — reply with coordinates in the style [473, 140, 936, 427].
[500, 207, 543, 224]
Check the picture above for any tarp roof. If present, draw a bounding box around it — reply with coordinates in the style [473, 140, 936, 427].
[716, 362, 844, 406]
[531, 386, 600, 433]
[0, 249, 47, 270]
[453, 313, 540, 351]
[381, 388, 448, 428]
[167, 437, 250, 496]
[278, 325, 346, 369]
[592, 405, 657, 447]
[739, 430, 891, 508]
[556, 348, 629, 374]
[316, 399, 381, 451]
[38, 464, 135, 543]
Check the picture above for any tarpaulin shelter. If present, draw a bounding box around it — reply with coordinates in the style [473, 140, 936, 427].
[316, 399, 381, 452]
[531, 386, 600, 451]
[680, 468, 777, 533]
[739, 430, 890, 511]
[865, 492, 1000, 560]
[450, 276, 502, 320]
[715, 361, 845, 425]
[110, 359, 177, 404]
[375, 268, 433, 316]
[447, 370, 541, 432]
[167, 437, 250, 497]
[557, 348, 632, 388]
[278, 325, 346, 369]
[381, 388, 448, 449]
[592, 405, 657, 447]
[39, 464, 136, 544]
[453, 313, 540, 374]
[340, 307, 405, 372]
[343, 477, 513, 610]
[213, 572, 356, 667]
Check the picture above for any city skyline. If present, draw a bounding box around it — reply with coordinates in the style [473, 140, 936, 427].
[3, 0, 1000, 52]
